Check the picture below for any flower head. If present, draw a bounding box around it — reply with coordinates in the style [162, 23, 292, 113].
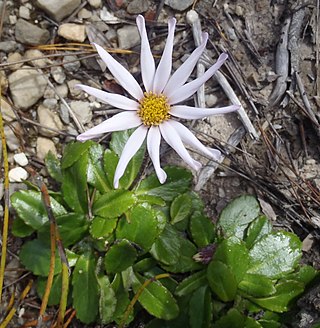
[77, 15, 239, 188]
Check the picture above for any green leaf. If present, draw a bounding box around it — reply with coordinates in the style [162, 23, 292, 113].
[116, 205, 160, 251]
[72, 253, 99, 323]
[248, 232, 302, 279]
[103, 149, 118, 187]
[19, 239, 62, 276]
[258, 320, 281, 328]
[133, 258, 157, 272]
[238, 273, 276, 297]
[190, 211, 215, 247]
[245, 216, 272, 249]
[104, 239, 137, 273]
[87, 143, 110, 192]
[218, 195, 260, 239]
[12, 217, 35, 237]
[189, 286, 212, 328]
[11, 190, 66, 230]
[37, 274, 62, 306]
[170, 193, 192, 224]
[250, 280, 304, 312]
[286, 265, 318, 285]
[175, 270, 207, 297]
[135, 166, 192, 201]
[214, 237, 249, 283]
[93, 189, 135, 218]
[90, 216, 118, 239]
[214, 308, 245, 328]
[38, 213, 89, 247]
[61, 151, 88, 213]
[61, 141, 93, 169]
[137, 194, 166, 206]
[45, 151, 63, 183]
[132, 272, 179, 320]
[207, 260, 237, 302]
[98, 276, 116, 324]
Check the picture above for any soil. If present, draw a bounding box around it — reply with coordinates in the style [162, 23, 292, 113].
[1, 0, 320, 327]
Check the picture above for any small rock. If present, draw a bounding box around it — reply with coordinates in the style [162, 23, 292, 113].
[117, 25, 140, 49]
[36, 137, 57, 161]
[205, 94, 218, 107]
[7, 52, 23, 70]
[9, 167, 28, 182]
[15, 19, 50, 46]
[164, 0, 193, 11]
[60, 103, 70, 124]
[36, 0, 81, 22]
[58, 23, 86, 42]
[0, 41, 17, 53]
[1, 98, 15, 122]
[62, 55, 81, 72]
[127, 0, 149, 14]
[51, 66, 66, 84]
[14, 153, 28, 166]
[37, 104, 64, 137]
[43, 98, 58, 109]
[8, 66, 47, 110]
[9, 15, 17, 25]
[78, 8, 92, 20]
[88, 0, 101, 8]
[19, 6, 31, 20]
[24, 49, 50, 68]
[70, 100, 92, 124]
[67, 79, 83, 98]
[4, 123, 21, 151]
[0, 71, 8, 94]
[56, 83, 69, 98]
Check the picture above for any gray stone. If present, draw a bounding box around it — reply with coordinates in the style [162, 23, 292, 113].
[58, 23, 86, 42]
[19, 6, 31, 20]
[78, 8, 92, 20]
[0, 71, 8, 94]
[36, 0, 81, 22]
[1, 98, 15, 122]
[15, 19, 50, 46]
[7, 52, 23, 70]
[8, 66, 47, 110]
[0, 41, 17, 53]
[88, 0, 101, 8]
[63, 55, 81, 72]
[164, 0, 193, 11]
[117, 25, 140, 49]
[67, 79, 82, 98]
[56, 83, 69, 98]
[36, 137, 57, 161]
[51, 66, 66, 84]
[60, 103, 70, 124]
[24, 49, 50, 68]
[43, 98, 58, 109]
[4, 122, 22, 151]
[70, 100, 92, 124]
[37, 104, 64, 137]
[127, 0, 149, 14]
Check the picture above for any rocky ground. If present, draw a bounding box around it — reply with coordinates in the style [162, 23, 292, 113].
[1, 0, 320, 327]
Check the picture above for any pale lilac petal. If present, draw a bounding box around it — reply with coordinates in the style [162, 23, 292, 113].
[168, 120, 221, 160]
[159, 121, 202, 171]
[170, 104, 240, 119]
[93, 43, 143, 100]
[152, 17, 176, 94]
[113, 125, 148, 188]
[168, 53, 228, 105]
[136, 15, 155, 92]
[76, 85, 139, 110]
[164, 32, 208, 97]
[147, 126, 167, 183]
[77, 111, 142, 141]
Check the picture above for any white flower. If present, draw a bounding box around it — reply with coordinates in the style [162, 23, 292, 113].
[77, 15, 239, 188]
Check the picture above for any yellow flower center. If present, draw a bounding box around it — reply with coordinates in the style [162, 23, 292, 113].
[137, 92, 170, 126]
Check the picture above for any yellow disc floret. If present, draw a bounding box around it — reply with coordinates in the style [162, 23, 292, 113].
[137, 92, 170, 126]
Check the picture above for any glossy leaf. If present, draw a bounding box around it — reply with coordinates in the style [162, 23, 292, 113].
[93, 189, 135, 218]
[175, 270, 207, 297]
[207, 260, 237, 302]
[12, 217, 35, 237]
[245, 216, 272, 249]
[11, 190, 66, 229]
[189, 286, 212, 328]
[45, 151, 63, 182]
[285, 265, 318, 285]
[133, 258, 157, 272]
[170, 193, 192, 224]
[61, 141, 93, 169]
[135, 166, 192, 201]
[104, 239, 137, 273]
[214, 308, 245, 328]
[218, 195, 260, 239]
[136, 194, 166, 206]
[98, 275, 116, 324]
[37, 274, 62, 306]
[132, 272, 179, 320]
[72, 253, 99, 323]
[20, 239, 62, 276]
[90, 216, 118, 239]
[190, 211, 215, 247]
[116, 205, 160, 251]
[238, 273, 276, 297]
[103, 149, 118, 187]
[248, 232, 302, 278]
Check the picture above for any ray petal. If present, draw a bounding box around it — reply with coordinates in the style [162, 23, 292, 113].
[159, 120, 202, 171]
[113, 125, 148, 188]
[136, 15, 156, 92]
[77, 111, 142, 141]
[152, 17, 176, 94]
[168, 53, 228, 105]
[147, 126, 167, 183]
[170, 104, 240, 119]
[76, 85, 139, 110]
[93, 43, 143, 100]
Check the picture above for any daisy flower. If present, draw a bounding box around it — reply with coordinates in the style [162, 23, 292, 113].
[77, 15, 239, 188]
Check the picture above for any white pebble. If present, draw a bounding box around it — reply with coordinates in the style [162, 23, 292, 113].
[13, 153, 28, 166]
[9, 167, 28, 182]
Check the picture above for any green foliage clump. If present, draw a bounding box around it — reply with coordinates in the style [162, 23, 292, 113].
[11, 130, 318, 327]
